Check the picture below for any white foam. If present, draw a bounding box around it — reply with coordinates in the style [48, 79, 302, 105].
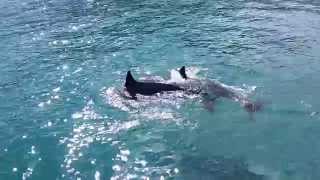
[173, 168, 179, 174]
[30, 146, 36, 154]
[72, 112, 83, 119]
[104, 87, 130, 111]
[61, 40, 69, 45]
[38, 102, 45, 107]
[107, 120, 140, 134]
[120, 149, 130, 156]
[167, 69, 185, 83]
[103, 86, 198, 115]
[139, 110, 174, 120]
[53, 87, 61, 92]
[94, 171, 101, 180]
[112, 165, 121, 171]
[62, 65, 69, 70]
[166, 67, 202, 83]
[71, 100, 101, 120]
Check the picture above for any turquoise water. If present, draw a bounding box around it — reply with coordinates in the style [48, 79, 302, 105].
[1, 0, 320, 179]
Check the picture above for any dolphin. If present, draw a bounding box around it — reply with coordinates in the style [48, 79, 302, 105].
[124, 71, 183, 99]
[124, 67, 262, 114]
[177, 66, 263, 113]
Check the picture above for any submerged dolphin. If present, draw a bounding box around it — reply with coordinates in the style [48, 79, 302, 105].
[124, 71, 183, 99]
[176, 66, 262, 113]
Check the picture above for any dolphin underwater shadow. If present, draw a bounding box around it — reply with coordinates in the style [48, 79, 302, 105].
[123, 66, 263, 115]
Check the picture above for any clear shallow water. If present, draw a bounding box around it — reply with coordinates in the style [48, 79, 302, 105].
[1, 0, 320, 179]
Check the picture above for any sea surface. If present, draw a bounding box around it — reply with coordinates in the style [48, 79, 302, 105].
[1, 0, 320, 179]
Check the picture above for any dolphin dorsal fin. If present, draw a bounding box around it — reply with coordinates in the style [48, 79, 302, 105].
[179, 66, 188, 79]
[125, 71, 136, 86]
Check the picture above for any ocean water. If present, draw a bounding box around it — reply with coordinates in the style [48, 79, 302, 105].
[1, 0, 320, 179]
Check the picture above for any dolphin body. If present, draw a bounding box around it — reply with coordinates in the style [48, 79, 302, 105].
[124, 66, 262, 113]
[176, 66, 262, 113]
